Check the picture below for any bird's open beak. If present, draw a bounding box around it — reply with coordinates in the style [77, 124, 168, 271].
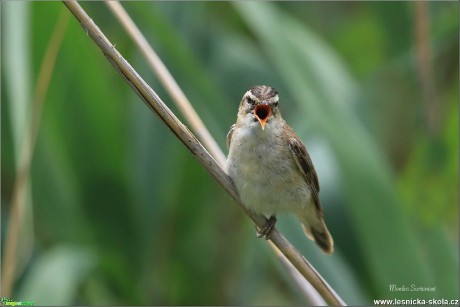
[254, 104, 271, 130]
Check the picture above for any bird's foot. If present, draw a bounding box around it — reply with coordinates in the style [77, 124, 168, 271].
[256, 216, 277, 239]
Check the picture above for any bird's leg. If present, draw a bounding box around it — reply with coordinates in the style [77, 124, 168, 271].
[256, 216, 277, 239]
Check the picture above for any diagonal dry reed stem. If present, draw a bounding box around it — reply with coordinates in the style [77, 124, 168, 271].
[103, 1, 326, 304]
[62, 1, 346, 305]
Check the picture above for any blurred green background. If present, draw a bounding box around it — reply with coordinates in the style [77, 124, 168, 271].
[1, 1, 458, 305]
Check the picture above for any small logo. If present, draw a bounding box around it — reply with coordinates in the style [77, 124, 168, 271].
[0, 297, 35, 306]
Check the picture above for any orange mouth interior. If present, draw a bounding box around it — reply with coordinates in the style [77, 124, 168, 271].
[254, 104, 271, 128]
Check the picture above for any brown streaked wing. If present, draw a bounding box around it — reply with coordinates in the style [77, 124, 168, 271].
[287, 130, 322, 213]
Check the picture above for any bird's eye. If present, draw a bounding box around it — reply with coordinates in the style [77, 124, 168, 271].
[273, 101, 279, 107]
[247, 97, 256, 105]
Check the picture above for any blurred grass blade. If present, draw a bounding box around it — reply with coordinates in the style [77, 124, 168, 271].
[17, 246, 95, 305]
[3, 0, 32, 161]
[2, 1, 34, 297]
[1, 4, 70, 296]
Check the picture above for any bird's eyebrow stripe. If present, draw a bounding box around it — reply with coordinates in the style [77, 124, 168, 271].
[244, 91, 279, 104]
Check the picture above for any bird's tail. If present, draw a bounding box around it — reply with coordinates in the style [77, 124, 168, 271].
[297, 205, 334, 254]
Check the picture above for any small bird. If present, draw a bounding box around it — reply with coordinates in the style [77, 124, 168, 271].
[226, 85, 334, 254]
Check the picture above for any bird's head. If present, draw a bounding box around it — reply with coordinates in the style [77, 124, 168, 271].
[237, 85, 281, 130]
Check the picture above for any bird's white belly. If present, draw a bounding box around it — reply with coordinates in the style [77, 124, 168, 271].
[227, 125, 310, 216]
